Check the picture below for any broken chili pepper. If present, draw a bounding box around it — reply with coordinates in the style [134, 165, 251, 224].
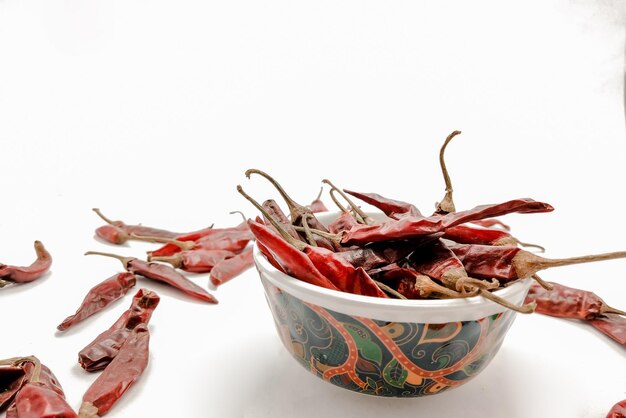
[148, 249, 235, 273]
[78, 288, 158, 372]
[606, 400, 626, 418]
[590, 314, 626, 346]
[57, 272, 137, 331]
[0, 241, 52, 287]
[524, 281, 626, 320]
[84, 251, 218, 304]
[210, 248, 254, 287]
[79, 324, 150, 418]
[340, 198, 554, 245]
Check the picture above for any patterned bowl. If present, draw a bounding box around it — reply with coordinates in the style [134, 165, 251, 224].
[252, 215, 532, 398]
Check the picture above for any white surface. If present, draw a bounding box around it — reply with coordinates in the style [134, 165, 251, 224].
[0, 1, 625, 417]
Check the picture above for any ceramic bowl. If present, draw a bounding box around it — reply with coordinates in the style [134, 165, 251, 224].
[253, 213, 532, 398]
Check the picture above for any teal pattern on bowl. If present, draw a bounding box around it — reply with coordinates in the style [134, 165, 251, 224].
[263, 281, 517, 397]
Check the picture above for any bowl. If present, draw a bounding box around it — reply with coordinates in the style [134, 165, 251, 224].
[252, 213, 532, 398]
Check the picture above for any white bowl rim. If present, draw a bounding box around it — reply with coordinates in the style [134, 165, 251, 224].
[253, 243, 532, 323]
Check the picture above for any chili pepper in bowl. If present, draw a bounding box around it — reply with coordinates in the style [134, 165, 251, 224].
[78, 288, 159, 372]
[57, 272, 137, 331]
[79, 324, 150, 417]
[309, 187, 328, 213]
[0, 241, 52, 287]
[84, 251, 218, 303]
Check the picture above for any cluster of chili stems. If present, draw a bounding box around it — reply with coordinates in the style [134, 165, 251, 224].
[238, 131, 626, 319]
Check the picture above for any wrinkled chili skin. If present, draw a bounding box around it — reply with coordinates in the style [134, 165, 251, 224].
[210, 248, 254, 287]
[263, 199, 301, 240]
[248, 220, 339, 291]
[149, 223, 248, 257]
[80, 325, 150, 417]
[341, 199, 553, 245]
[343, 189, 422, 219]
[327, 211, 359, 234]
[128, 259, 218, 303]
[590, 314, 626, 345]
[175, 250, 235, 273]
[14, 382, 78, 418]
[58, 272, 137, 331]
[0, 241, 52, 283]
[379, 268, 425, 299]
[408, 239, 464, 281]
[304, 246, 388, 298]
[442, 225, 514, 246]
[525, 282, 609, 320]
[447, 242, 522, 281]
[606, 399, 626, 418]
[78, 289, 159, 372]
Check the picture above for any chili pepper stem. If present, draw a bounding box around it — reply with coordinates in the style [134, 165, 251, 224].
[329, 188, 349, 213]
[245, 169, 304, 220]
[373, 279, 407, 299]
[514, 239, 546, 253]
[147, 254, 183, 268]
[301, 214, 318, 247]
[237, 185, 306, 251]
[479, 289, 536, 314]
[513, 250, 626, 278]
[84, 251, 134, 270]
[229, 211, 247, 223]
[0, 278, 9, 288]
[416, 275, 467, 299]
[531, 274, 554, 291]
[293, 225, 342, 248]
[92, 208, 118, 225]
[79, 402, 99, 418]
[436, 130, 461, 214]
[129, 233, 194, 251]
[602, 305, 626, 317]
[323, 179, 372, 225]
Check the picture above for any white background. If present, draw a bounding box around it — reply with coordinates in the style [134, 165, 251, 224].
[1, 1, 625, 417]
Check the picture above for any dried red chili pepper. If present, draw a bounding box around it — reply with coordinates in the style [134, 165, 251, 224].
[470, 219, 511, 231]
[327, 210, 360, 234]
[84, 252, 218, 304]
[210, 248, 254, 287]
[148, 222, 249, 258]
[340, 198, 554, 245]
[262, 199, 302, 241]
[149, 249, 235, 273]
[0, 241, 52, 287]
[57, 272, 137, 331]
[442, 224, 517, 246]
[525, 282, 626, 320]
[78, 288, 159, 372]
[448, 242, 626, 283]
[303, 246, 389, 298]
[343, 189, 422, 220]
[94, 224, 130, 246]
[79, 324, 150, 417]
[590, 314, 626, 345]
[0, 364, 25, 411]
[378, 267, 462, 299]
[8, 357, 77, 418]
[606, 400, 626, 418]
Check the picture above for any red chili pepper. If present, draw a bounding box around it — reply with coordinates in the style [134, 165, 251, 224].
[343, 189, 422, 219]
[79, 324, 150, 417]
[57, 272, 137, 331]
[84, 252, 218, 304]
[95, 224, 130, 245]
[470, 219, 511, 231]
[309, 187, 329, 213]
[247, 220, 339, 291]
[378, 267, 461, 299]
[78, 288, 159, 372]
[340, 198, 554, 245]
[148, 222, 248, 257]
[327, 211, 360, 234]
[590, 314, 626, 345]
[262, 199, 301, 241]
[525, 282, 626, 320]
[303, 246, 388, 298]
[257, 241, 284, 272]
[448, 242, 626, 283]
[606, 399, 626, 417]
[442, 224, 517, 246]
[11, 357, 77, 418]
[0, 241, 52, 286]
[210, 248, 254, 287]
[149, 249, 235, 273]
[0, 365, 25, 410]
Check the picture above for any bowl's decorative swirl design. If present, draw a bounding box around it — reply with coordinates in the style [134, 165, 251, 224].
[264, 283, 517, 397]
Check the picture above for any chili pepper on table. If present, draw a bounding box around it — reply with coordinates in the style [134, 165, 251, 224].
[78, 288, 159, 372]
[3, 357, 77, 418]
[524, 282, 626, 320]
[606, 400, 626, 418]
[57, 272, 137, 331]
[448, 242, 626, 283]
[0, 241, 52, 287]
[148, 249, 235, 273]
[210, 248, 254, 287]
[590, 314, 626, 345]
[148, 222, 248, 258]
[340, 198, 554, 245]
[79, 324, 150, 418]
[84, 251, 218, 303]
